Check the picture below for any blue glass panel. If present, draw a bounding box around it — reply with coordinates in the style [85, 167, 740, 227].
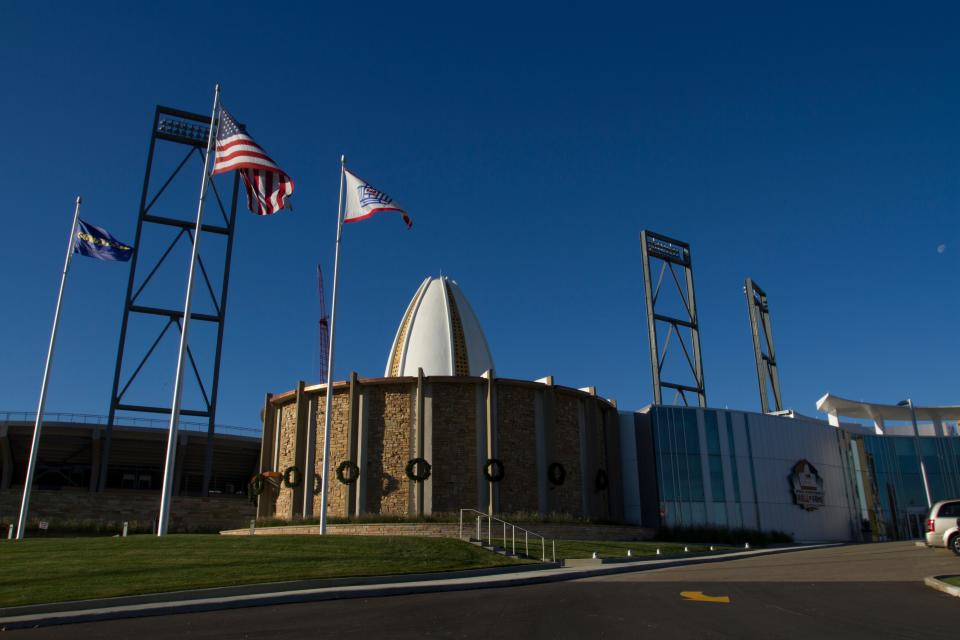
[676, 452, 690, 501]
[710, 464, 725, 502]
[712, 504, 728, 528]
[690, 502, 706, 525]
[682, 410, 700, 454]
[704, 412, 722, 455]
[688, 454, 705, 501]
[659, 453, 675, 501]
[724, 413, 742, 503]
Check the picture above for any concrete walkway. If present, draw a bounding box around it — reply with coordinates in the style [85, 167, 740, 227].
[0, 544, 833, 630]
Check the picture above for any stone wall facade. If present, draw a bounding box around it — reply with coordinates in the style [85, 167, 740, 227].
[497, 383, 538, 514]
[274, 402, 298, 518]
[552, 391, 584, 516]
[259, 375, 623, 523]
[223, 521, 655, 542]
[363, 383, 415, 516]
[0, 489, 254, 533]
[430, 382, 479, 513]
[314, 388, 354, 517]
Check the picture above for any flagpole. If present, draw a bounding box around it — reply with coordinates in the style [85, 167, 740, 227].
[318, 155, 346, 535]
[17, 196, 83, 539]
[157, 84, 221, 536]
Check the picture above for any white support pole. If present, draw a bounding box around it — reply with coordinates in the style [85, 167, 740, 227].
[157, 84, 221, 536]
[17, 196, 83, 540]
[318, 155, 347, 535]
[907, 400, 933, 509]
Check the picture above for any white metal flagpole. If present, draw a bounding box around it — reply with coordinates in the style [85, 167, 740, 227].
[318, 155, 347, 535]
[17, 196, 83, 540]
[157, 84, 221, 536]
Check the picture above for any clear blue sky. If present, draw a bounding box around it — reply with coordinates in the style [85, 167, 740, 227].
[2, 2, 957, 430]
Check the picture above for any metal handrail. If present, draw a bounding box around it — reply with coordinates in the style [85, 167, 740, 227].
[459, 508, 556, 563]
[0, 410, 260, 437]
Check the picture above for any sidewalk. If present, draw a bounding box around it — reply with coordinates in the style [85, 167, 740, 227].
[0, 544, 835, 630]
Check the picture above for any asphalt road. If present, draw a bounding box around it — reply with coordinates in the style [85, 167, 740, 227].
[7, 542, 958, 639]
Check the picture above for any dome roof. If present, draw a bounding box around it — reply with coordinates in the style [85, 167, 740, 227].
[386, 276, 494, 377]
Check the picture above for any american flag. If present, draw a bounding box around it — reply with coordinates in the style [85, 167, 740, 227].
[212, 106, 294, 215]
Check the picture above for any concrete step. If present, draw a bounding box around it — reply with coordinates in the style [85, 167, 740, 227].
[468, 539, 517, 557]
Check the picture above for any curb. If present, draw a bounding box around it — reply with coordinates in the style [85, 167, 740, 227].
[0, 561, 558, 619]
[0, 544, 835, 630]
[923, 575, 960, 598]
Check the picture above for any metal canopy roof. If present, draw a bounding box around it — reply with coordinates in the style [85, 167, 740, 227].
[816, 393, 960, 423]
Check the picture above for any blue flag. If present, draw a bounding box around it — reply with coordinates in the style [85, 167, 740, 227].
[74, 219, 133, 262]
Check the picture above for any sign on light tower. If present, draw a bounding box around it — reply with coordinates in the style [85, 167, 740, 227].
[639, 230, 707, 407]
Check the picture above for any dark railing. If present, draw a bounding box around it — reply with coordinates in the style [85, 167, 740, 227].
[0, 411, 260, 438]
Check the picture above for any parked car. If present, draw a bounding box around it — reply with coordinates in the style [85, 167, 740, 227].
[925, 499, 960, 555]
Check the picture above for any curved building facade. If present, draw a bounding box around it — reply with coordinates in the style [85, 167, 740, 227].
[259, 375, 622, 522]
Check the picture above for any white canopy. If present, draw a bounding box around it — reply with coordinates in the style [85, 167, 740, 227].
[816, 393, 960, 436]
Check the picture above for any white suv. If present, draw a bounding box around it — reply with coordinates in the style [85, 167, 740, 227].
[925, 499, 960, 555]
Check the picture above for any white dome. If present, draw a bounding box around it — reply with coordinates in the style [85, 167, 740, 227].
[386, 276, 494, 377]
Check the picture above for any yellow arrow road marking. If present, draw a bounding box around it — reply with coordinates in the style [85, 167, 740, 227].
[680, 591, 730, 603]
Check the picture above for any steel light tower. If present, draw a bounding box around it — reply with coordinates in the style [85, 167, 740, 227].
[744, 278, 783, 413]
[639, 230, 706, 407]
[100, 106, 241, 496]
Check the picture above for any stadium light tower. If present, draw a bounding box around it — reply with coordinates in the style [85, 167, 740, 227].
[744, 278, 783, 413]
[101, 105, 241, 497]
[639, 230, 706, 407]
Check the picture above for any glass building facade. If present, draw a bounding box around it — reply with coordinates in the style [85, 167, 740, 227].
[642, 405, 960, 541]
[852, 434, 960, 539]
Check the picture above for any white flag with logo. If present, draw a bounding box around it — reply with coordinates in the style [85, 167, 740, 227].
[344, 169, 412, 228]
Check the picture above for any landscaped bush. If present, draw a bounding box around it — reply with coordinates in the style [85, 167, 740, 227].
[656, 525, 793, 546]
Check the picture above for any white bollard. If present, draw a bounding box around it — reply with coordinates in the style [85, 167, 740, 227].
[709, 545, 714, 551]
[656, 548, 661, 555]
[122, 522, 128, 537]
[684, 546, 689, 552]
[7, 524, 12, 540]
[592, 551, 598, 559]
[744, 542, 750, 549]
[627, 549, 633, 557]
[250, 519, 256, 536]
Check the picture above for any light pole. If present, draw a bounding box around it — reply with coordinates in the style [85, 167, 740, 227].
[898, 399, 932, 509]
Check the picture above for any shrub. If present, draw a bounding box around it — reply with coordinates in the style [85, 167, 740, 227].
[655, 525, 793, 546]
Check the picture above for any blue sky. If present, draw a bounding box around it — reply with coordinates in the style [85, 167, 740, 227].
[1, 2, 958, 430]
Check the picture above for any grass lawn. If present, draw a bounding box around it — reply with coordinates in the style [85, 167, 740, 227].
[487, 538, 713, 559]
[943, 576, 960, 587]
[0, 535, 524, 608]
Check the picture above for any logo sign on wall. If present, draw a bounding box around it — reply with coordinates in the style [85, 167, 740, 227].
[789, 459, 824, 511]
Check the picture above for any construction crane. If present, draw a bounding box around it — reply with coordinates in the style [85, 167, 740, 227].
[317, 264, 330, 384]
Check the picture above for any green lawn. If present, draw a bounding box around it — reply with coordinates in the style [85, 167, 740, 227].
[487, 538, 713, 559]
[943, 576, 960, 587]
[0, 535, 523, 608]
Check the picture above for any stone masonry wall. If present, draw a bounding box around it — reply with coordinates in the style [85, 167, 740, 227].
[274, 402, 298, 518]
[552, 392, 583, 517]
[0, 489, 254, 532]
[313, 389, 353, 517]
[430, 382, 478, 512]
[224, 521, 655, 542]
[588, 401, 610, 521]
[497, 383, 539, 514]
[261, 378, 622, 524]
[364, 384, 414, 516]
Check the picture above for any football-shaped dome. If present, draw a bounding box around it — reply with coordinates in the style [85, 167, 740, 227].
[386, 276, 494, 377]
